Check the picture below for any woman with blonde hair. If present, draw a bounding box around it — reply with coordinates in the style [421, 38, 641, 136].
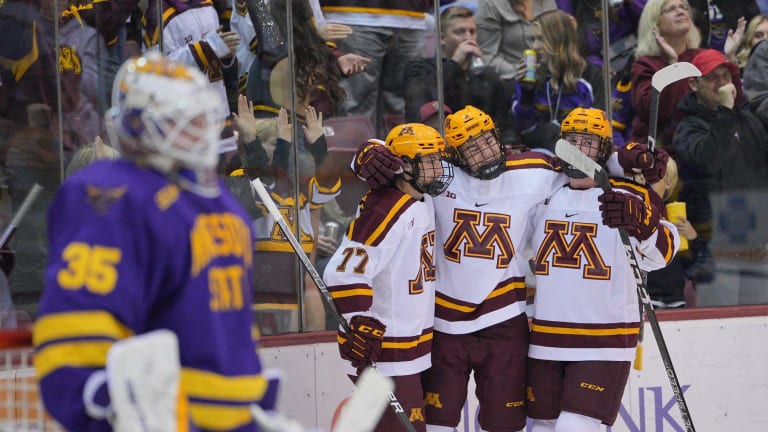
[511, 10, 604, 149]
[630, 0, 702, 148]
[736, 14, 768, 68]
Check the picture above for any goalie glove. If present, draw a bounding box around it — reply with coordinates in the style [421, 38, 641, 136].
[617, 143, 669, 184]
[351, 140, 403, 189]
[598, 191, 660, 241]
[342, 315, 386, 374]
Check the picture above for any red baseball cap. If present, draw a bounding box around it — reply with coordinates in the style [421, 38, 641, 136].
[692, 49, 739, 77]
[419, 101, 453, 122]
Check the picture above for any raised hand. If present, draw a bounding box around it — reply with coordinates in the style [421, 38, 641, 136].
[617, 143, 669, 184]
[598, 191, 660, 240]
[338, 53, 371, 76]
[233, 94, 258, 143]
[318, 23, 353, 41]
[302, 105, 324, 144]
[277, 108, 292, 142]
[351, 140, 403, 189]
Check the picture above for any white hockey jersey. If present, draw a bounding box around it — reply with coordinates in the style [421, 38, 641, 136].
[526, 179, 679, 362]
[160, 5, 233, 118]
[323, 187, 436, 377]
[433, 152, 565, 334]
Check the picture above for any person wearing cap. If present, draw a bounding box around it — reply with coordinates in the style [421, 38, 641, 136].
[403, 6, 518, 146]
[672, 48, 768, 301]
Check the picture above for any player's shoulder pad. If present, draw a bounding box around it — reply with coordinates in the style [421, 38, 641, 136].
[504, 150, 559, 172]
[347, 188, 418, 247]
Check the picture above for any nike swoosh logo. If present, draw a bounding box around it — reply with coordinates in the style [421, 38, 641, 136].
[565, 213, 579, 218]
[475, 203, 489, 207]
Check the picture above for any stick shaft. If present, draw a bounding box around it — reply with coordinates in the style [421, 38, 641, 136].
[0, 184, 43, 248]
[249, 178, 419, 432]
[596, 171, 695, 432]
[556, 140, 695, 431]
[648, 88, 660, 153]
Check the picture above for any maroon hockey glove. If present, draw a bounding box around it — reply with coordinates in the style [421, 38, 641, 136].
[342, 315, 386, 373]
[598, 191, 660, 241]
[617, 143, 668, 184]
[642, 148, 669, 184]
[352, 140, 403, 189]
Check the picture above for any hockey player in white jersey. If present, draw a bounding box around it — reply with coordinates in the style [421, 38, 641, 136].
[524, 108, 679, 432]
[323, 123, 453, 432]
[351, 105, 670, 432]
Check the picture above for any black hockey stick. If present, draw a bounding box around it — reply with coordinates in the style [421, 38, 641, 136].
[249, 178, 419, 432]
[555, 139, 696, 432]
[648, 62, 700, 152]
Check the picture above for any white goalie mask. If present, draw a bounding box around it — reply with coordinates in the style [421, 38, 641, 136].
[105, 53, 226, 172]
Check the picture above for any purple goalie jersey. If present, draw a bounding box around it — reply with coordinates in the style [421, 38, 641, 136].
[34, 159, 265, 432]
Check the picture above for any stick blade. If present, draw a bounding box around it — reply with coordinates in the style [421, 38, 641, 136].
[554, 139, 611, 191]
[651, 62, 701, 91]
[333, 368, 395, 432]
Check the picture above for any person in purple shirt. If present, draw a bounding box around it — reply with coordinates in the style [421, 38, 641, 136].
[34, 54, 270, 432]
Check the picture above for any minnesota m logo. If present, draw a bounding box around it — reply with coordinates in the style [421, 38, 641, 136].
[443, 210, 515, 268]
[409, 231, 436, 295]
[409, 408, 425, 422]
[533, 220, 610, 279]
[424, 392, 443, 408]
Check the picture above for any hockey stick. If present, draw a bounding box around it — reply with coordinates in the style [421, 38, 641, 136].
[648, 62, 700, 152]
[555, 139, 696, 432]
[249, 178, 419, 432]
[0, 183, 43, 248]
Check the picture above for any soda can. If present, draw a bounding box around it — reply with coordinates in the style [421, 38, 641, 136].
[323, 221, 340, 240]
[523, 49, 537, 83]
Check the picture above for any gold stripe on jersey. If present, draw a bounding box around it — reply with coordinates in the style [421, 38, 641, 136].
[330, 286, 374, 299]
[436, 279, 525, 312]
[0, 21, 38, 81]
[504, 153, 558, 170]
[181, 368, 266, 402]
[252, 303, 299, 311]
[337, 330, 433, 349]
[33, 310, 134, 346]
[35, 340, 113, 379]
[255, 241, 313, 253]
[659, 224, 676, 264]
[254, 104, 280, 114]
[354, 194, 412, 246]
[321, 6, 424, 18]
[188, 402, 253, 430]
[531, 323, 639, 336]
[382, 331, 433, 349]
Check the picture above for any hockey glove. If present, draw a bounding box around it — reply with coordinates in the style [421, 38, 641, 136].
[617, 143, 669, 184]
[598, 191, 660, 241]
[352, 140, 403, 189]
[343, 315, 386, 373]
[238, 138, 271, 179]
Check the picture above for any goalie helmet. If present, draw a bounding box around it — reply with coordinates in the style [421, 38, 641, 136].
[105, 53, 226, 173]
[385, 123, 454, 196]
[444, 105, 504, 179]
[559, 107, 614, 178]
